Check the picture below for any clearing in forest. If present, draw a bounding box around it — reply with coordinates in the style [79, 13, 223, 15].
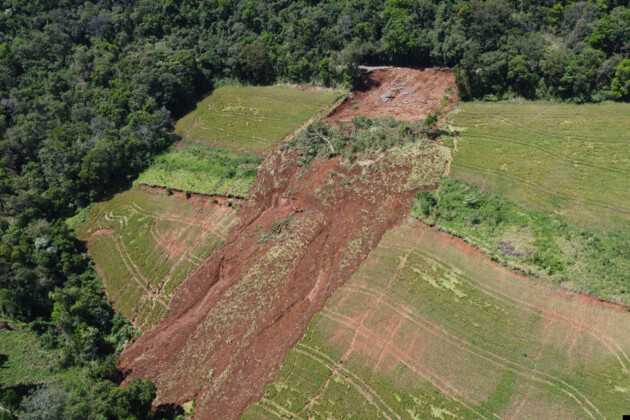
[449, 102, 630, 231]
[244, 224, 630, 419]
[77, 188, 238, 330]
[174, 86, 342, 153]
[134, 140, 262, 197]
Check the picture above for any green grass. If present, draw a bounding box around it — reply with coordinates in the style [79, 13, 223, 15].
[450, 101, 630, 232]
[174, 86, 342, 153]
[412, 179, 630, 305]
[244, 225, 630, 419]
[76, 189, 237, 330]
[0, 322, 83, 389]
[134, 141, 262, 197]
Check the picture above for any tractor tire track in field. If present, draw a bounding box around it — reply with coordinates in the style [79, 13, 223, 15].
[111, 236, 169, 312]
[462, 269, 630, 373]
[454, 161, 630, 216]
[318, 309, 490, 420]
[414, 247, 630, 373]
[464, 130, 626, 176]
[342, 229, 425, 362]
[339, 284, 603, 420]
[295, 344, 399, 420]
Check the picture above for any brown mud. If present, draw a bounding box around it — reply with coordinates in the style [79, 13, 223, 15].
[119, 67, 452, 418]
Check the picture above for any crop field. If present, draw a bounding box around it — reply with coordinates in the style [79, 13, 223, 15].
[134, 141, 262, 197]
[174, 86, 341, 153]
[449, 102, 630, 231]
[77, 188, 237, 330]
[244, 225, 630, 419]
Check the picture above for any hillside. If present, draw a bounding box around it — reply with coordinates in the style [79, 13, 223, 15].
[246, 225, 630, 419]
[77, 188, 238, 330]
[1, 1, 629, 418]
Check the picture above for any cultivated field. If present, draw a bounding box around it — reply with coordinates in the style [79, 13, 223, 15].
[77, 188, 237, 330]
[244, 225, 630, 419]
[134, 141, 261, 197]
[450, 102, 630, 231]
[174, 86, 341, 153]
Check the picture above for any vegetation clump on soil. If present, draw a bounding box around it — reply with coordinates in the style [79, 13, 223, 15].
[174, 86, 342, 153]
[245, 225, 630, 419]
[134, 141, 262, 198]
[412, 179, 630, 305]
[77, 188, 237, 331]
[449, 101, 630, 231]
[290, 114, 445, 166]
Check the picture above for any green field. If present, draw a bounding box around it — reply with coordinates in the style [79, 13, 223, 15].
[450, 102, 630, 231]
[77, 189, 237, 330]
[412, 179, 630, 305]
[174, 86, 341, 153]
[134, 141, 262, 197]
[0, 322, 81, 389]
[244, 225, 630, 419]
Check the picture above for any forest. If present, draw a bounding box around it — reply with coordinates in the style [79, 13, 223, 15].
[0, 0, 628, 417]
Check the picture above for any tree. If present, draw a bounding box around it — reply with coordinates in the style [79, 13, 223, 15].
[508, 55, 539, 98]
[611, 58, 630, 99]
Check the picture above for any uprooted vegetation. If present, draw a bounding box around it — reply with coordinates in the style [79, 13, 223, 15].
[118, 117, 448, 419]
[288, 115, 445, 167]
[412, 179, 630, 305]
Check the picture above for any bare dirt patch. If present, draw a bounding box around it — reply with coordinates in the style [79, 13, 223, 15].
[328, 67, 457, 123]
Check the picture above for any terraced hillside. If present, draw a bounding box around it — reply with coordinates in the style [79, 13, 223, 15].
[245, 224, 630, 419]
[77, 188, 238, 330]
[174, 86, 341, 153]
[450, 102, 630, 231]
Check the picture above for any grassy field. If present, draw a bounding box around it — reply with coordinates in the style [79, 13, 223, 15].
[412, 179, 630, 305]
[77, 188, 237, 330]
[244, 225, 630, 419]
[134, 141, 262, 197]
[0, 321, 90, 400]
[174, 86, 341, 153]
[449, 102, 630, 232]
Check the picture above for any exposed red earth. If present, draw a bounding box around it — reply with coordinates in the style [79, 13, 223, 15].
[328, 67, 457, 122]
[119, 68, 454, 418]
[120, 142, 446, 417]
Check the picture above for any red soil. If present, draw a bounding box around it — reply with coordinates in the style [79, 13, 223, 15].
[119, 144, 442, 418]
[328, 67, 457, 122]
